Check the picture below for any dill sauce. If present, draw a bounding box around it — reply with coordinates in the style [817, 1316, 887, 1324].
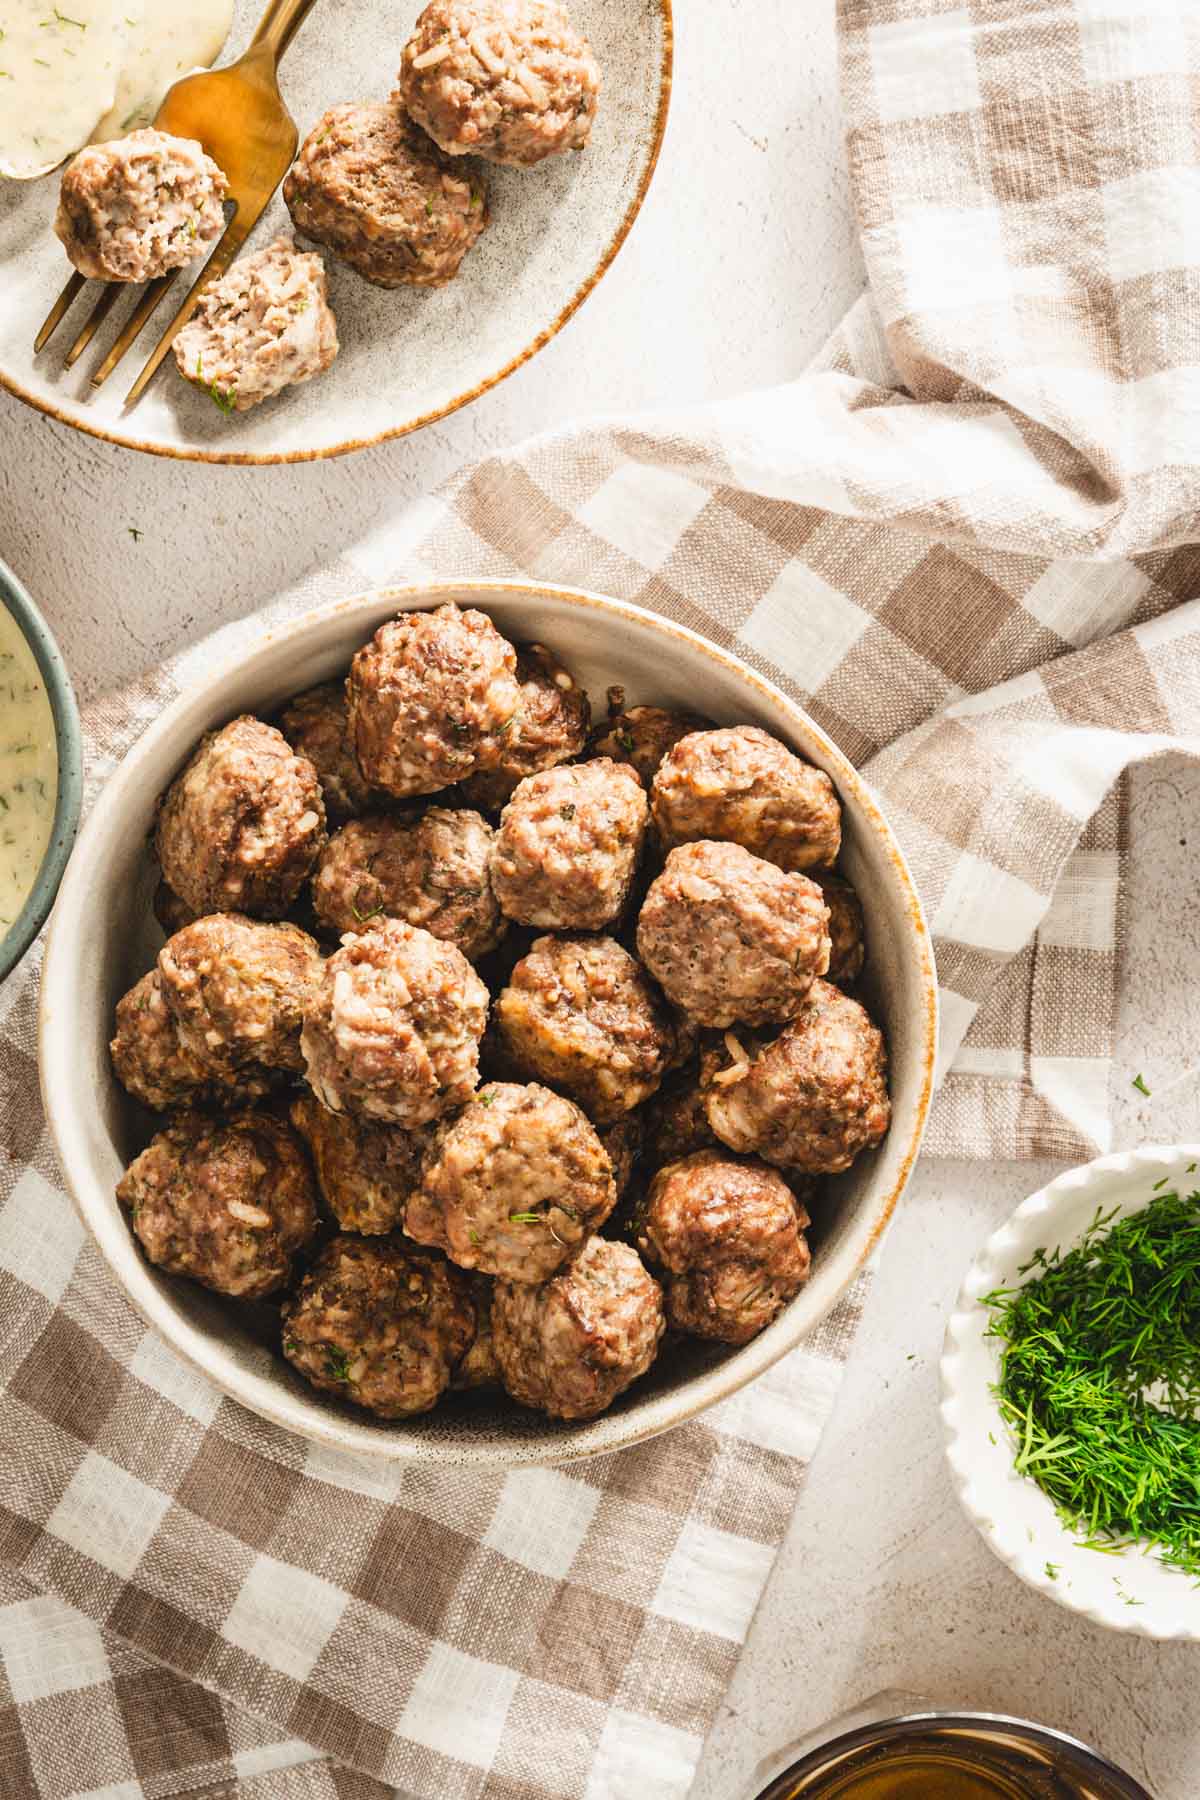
[0, 602, 57, 934]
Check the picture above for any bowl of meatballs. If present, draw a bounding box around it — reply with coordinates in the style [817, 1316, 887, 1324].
[39, 582, 937, 1464]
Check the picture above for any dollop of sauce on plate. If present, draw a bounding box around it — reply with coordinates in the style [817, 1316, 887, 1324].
[91, 0, 234, 143]
[0, 603, 58, 935]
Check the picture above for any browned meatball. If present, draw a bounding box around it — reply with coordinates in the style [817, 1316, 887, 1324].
[641, 1059, 720, 1171]
[405, 1082, 615, 1282]
[289, 1091, 427, 1235]
[460, 643, 590, 813]
[156, 715, 326, 920]
[278, 682, 380, 824]
[492, 1237, 664, 1421]
[811, 873, 866, 986]
[637, 841, 831, 1030]
[282, 1236, 475, 1417]
[452, 1275, 502, 1389]
[312, 807, 504, 960]
[495, 934, 675, 1123]
[599, 1112, 643, 1204]
[651, 726, 841, 873]
[117, 1110, 318, 1300]
[55, 130, 226, 281]
[300, 919, 489, 1125]
[284, 103, 487, 289]
[491, 759, 648, 930]
[158, 915, 323, 1079]
[636, 1150, 812, 1345]
[347, 604, 521, 798]
[110, 969, 270, 1112]
[704, 980, 890, 1174]
[590, 706, 714, 789]
[152, 880, 198, 937]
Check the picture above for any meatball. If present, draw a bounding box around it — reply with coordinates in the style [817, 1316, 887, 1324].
[347, 603, 521, 798]
[637, 841, 831, 1029]
[284, 102, 487, 288]
[290, 1091, 427, 1235]
[282, 1236, 475, 1417]
[495, 934, 675, 1123]
[599, 1112, 643, 1204]
[55, 129, 226, 281]
[651, 726, 842, 873]
[460, 643, 590, 813]
[397, 0, 600, 168]
[452, 1275, 502, 1389]
[491, 759, 648, 931]
[278, 682, 380, 824]
[811, 872, 866, 986]
[174, 238, 339, 412]
[492, 1237, 663, 1421]
[300, 919, 488, 1125]
[704, 980, 890, 1174]
[641, 1060, 719, 1172]
[152, 880, 198, 938]
[312, 808, 503, 960]
[117, 1110, 318, 1300]
[405, 1082, 615, 1282]
[636, 1151, 812, 1345]
[590, 706, 714, 789]
[110, 969, 268, 1112]
[156, 714, 326, 921]
[158, 915, 323, 1078]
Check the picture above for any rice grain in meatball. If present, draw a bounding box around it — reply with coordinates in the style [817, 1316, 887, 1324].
[290, 1091, 427, 1235]
[637, 840, 831, 1029]
[158, 914, 323, 1078]
[174, 238, 339, 412]
[110, 968, 268, 1112]
[651, 726, 842, 873]
[56, 129, 226, 281]
[811, 872, 866, 986]
[398, 0, 600, 168]
[284, 102, 487, 288]
[491, 759, 648, 931]
[460, 643, 590, 813]
[405, 1081, 615, 1282]
[282, 1236, 475, 1417]
[312, 807, 503, 960]
[591, 706, 714, 789]
[300, 919, 488, 1125]
[278, 682, 380, 823]
[117, 1110, 318, 1300]
[156, 714, 326, 920]
[492, 1236, 663, 1421]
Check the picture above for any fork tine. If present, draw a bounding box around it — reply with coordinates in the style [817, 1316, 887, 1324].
[64, 281, 126, 369]
[124, 208, 253, 406]
[34, 272, 88, 354]
[89, 273, 178, 388]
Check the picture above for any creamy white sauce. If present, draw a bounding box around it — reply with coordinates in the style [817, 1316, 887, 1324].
[91, 0, 233, 144]
[0, 604, 57, 934]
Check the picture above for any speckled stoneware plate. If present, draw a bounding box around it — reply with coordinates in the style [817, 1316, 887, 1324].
[39, 582, 938, 1466]
[0, 0, 670, 464]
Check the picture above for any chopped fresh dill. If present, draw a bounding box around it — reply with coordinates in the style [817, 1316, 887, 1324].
[324, 1346, 352, 1382]
[1131, 1073, 1151, 1096]
[1044, 1561, 1059, 1580]
[508, 1211, 543, 1226]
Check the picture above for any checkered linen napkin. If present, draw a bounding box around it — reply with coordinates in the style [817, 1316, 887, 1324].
[4, 0, 1200, 1795]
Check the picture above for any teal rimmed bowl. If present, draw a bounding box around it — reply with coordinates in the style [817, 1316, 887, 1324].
[0, 560, 83, 982]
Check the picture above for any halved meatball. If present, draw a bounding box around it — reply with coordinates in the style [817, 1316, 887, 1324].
[636, 1150, 812, 1345]
[811, 872, 866, 986]
[56, 129, 227, 281]
[117, 1110, 318, 1300]
[174, 238, 339, 412]
[300, 919, 489, 1125]
[312, 807, 503, 960]
[590, 706, 714, 789]
[704, 980, 890, 1174]
[495, 934, 675, 1123]
[460, 643, 590, 813]
[156, 714, 326, 920]
[397, 0, 600, 168]
[290, 1091, 427, 1235]
[491, 759, 648, 930]
[282, 1236, 476, 1417]
[637, 841, 831, 1029]
[157, 914, 323, 1079]
[347, 603, 521, 797]
[651, 726, 842, 873]
[278, 682, 380, 824]
[405, 1081, 615, 1282]
[110, 968, 270, 1112]
[492, 1237, 664, 1421]
[284, 102, 487, 288]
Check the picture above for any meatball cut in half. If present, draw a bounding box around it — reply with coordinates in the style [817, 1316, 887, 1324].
[110, 968, 268, 1112]
[278, 682, 380, 825]
[301, 919, 489, 1126]
[174, 238, 339, 412]
[156, 714, 326, 920]
[492, 1237, 664, 1421]
[590, 706, 714, 790]
[55, 129, 227, 281]
[460, 643, 590, 814]
[312, 807, 503, 960]
[347, 603, 521, 798]
[290, 1092, 427, 1235]
[405, 1081, 616, 1283]
[490, 759, 648, 931]
[705, 980, 890, 1175]
[810, 872, 866, 987]
[117, 1110, 318, 1300]
[637, 841, 831, 1031]
[651, 726, 842, 874]
[282, 1236, 476, 1418]
[158, 914, 323, 1079]
[284, 103, 487, 289]
[398, 0, 600, 169]
[495, 934, 676, 1124]
[637, 1150, 812, 1345]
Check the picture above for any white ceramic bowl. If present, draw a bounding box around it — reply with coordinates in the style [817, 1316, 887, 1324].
[942, 1144, 1200, 1639]
[40, 579, 937, 1466]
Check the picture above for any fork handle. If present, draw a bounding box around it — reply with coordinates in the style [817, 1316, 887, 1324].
[250, 0, 321, 64]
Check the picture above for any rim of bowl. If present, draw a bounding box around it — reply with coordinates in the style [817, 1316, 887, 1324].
[0, 557, 83, 982]
[40, 578, 939, 1463]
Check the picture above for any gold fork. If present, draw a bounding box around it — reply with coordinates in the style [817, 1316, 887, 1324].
[35, 0, 320, 406]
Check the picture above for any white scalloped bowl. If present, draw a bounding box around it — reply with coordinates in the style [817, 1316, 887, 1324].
[941, 1144, 1200, 1639]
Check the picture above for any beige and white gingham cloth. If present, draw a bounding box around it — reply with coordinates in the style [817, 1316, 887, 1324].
[4, 1, 1200, 1795]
